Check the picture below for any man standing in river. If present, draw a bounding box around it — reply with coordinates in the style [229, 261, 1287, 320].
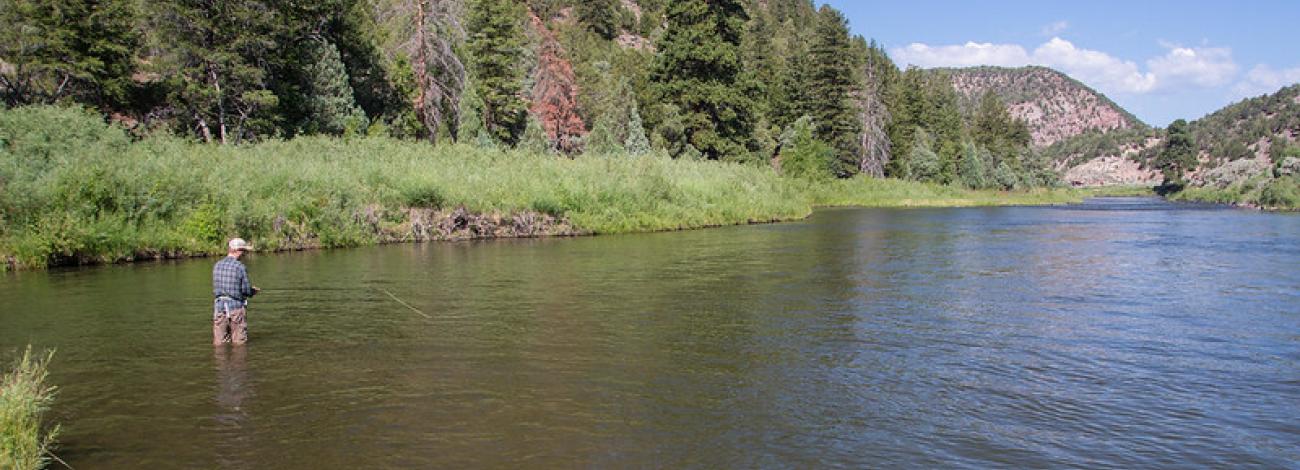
[213, 238, 260, 345]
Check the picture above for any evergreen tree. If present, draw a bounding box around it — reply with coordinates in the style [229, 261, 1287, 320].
[909, 128, 941, 182]
[625, 102, 651, 155]
[576, 0, 619, 40]
[457, 80, 491, 146]
[886, 66, 925, 177]
[649, 0, 756, 161]
[778, 115, 835, 180]
[153, 0, 281, 143]
[959, 141, 991, 189]
[0, 0, 139, 109]
[529, 15, 585, 154]
[585, 118, 624, 155]
[1157, 119, 1197, 186]
[805, 6, 861, 177]
[519, 114, 551, 154]
[303, 39, 367, 135]
[467, 0, 528, 146]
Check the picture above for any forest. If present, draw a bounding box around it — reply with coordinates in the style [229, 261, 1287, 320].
[0, 0, 1053, 188]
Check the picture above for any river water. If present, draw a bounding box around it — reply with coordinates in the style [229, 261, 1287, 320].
[2, 197, 1298, 468]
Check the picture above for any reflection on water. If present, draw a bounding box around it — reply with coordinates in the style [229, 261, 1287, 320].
[1, 198, 1298, 468]
[214, 346, 253, 469]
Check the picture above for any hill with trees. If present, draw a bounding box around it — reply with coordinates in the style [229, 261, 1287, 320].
[0, 0, 1063, 190]
[941, 66, 1145, 147]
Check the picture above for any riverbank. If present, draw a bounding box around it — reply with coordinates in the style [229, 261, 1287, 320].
[1167, 175, 1300, 211]
[1, 106, 1134, 270]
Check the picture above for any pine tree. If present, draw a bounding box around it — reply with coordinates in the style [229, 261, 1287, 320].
[778, 115, 835, 180]
[625, 102, 651, 155]
[585, 118, 624, 155]
[467, 0, 528, 146]
[519, 114, 551, 154]
[528, 14, 585, 154]
[806, 6, 861, 177]
[153, 0, 281, 143]
[959, 140, 991, 189]
[649, 0, 756, 161]
[909, 128, 941, 182]
[576, 0, 619, 40]
[303, 39, 368, 135]
[457, 80, 491, 146]
[0, 0, 139, 109]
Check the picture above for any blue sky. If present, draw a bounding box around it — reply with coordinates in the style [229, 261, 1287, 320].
[824, 1, 1300, 127]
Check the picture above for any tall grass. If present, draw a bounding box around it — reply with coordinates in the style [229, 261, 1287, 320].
[1, 106, 1111, 270]
[0, 106, 810, 268]
[0, 347, 59, 470]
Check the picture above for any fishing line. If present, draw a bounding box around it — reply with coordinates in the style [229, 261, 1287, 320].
[377, 288, 432, 319]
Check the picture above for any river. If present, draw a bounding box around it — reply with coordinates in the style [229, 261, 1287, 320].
[2, 197, 1298, 468]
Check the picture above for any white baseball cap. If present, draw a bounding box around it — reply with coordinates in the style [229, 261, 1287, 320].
[228, 238, 254, 251]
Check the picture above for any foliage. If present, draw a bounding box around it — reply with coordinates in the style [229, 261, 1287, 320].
[0, 0, 139, 109]
[1156, 119, 1197, 186]
[648, 0, 757, 161]
[302, 39, 369, 135]
[466, 0, 528, 146]
[528, 15, 585, 154]
[0, 106, 1105, 270]
[0, 346, 59, 470]
[1171, 174, 1300, 210]
[625, 103, 652, 155]
[150, 0, 283, 144]
[575, 0, 620, 40]
[0, 106, 811, 268]
[804, 6, 861, 177]
[778, 116, 835, 180]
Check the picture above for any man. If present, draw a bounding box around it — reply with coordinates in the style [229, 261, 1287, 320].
[212, 238, 260, 345]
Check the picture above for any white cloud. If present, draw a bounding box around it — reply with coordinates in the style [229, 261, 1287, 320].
[891, 42, 1030, 68]
[891, 37, 1157, 94]
[1230, 64, 1300, 98]
[891, 38, 1248, 96]
[1147, 46, 1238, 88]
[1031, 38, 1157, 93]
[1041, 20, 1069, 36]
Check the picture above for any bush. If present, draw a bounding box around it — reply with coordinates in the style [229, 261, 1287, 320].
[0, 347, 59, 470]
[1259, 176, 1300, 209]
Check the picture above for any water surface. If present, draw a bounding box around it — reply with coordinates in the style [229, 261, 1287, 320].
[2, 197, 1298, 468]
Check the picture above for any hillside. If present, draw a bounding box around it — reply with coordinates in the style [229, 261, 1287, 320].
[1040, 83, 1300, 206]
[940, 66, 1146, 147]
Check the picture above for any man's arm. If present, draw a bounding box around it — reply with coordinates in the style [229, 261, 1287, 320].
[240, 265, 258, 298]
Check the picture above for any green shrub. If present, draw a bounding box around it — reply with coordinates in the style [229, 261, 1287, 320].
[0, 347, 59, 470]
[1259, 176, 1300, 209]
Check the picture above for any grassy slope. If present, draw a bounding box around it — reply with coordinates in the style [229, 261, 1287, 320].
[1, 106, 1134, 270]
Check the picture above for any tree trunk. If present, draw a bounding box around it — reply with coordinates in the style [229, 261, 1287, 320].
[413, 0, 436, 144]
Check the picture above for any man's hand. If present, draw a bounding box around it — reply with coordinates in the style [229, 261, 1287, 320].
[253, 286, 262, 295]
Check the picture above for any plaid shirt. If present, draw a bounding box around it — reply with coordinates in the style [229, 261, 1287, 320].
[213, 256, 256, 305]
